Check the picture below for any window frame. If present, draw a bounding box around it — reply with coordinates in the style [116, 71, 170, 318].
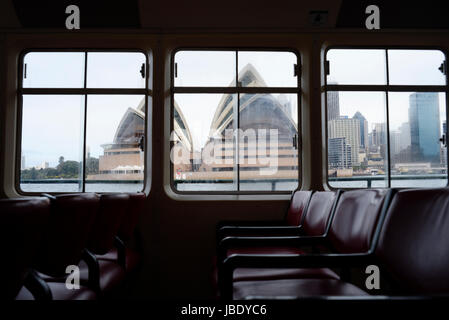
[324, 45, 449, 189]
[16, 48, 151, 195]
[170, 47, 302, 195]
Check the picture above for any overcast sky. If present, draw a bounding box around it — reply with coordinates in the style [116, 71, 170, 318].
[21, 49, 446, 168]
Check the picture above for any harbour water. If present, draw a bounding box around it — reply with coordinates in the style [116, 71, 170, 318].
[20, 178, 447, 193]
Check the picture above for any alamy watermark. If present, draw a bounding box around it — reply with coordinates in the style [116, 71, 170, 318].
[65, 265, 80, 290]
[365, 264, 380, 290]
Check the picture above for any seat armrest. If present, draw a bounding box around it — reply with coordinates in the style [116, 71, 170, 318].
[114, 236, 127, 269]
[82, 249, 100, 292]
[217, 220, 286, 229]
[217, 225, 302, 242]
[41, 193, 56, 200]
[219, 252, 373, 299]
[217, 235, 327, 264]
[23, 269, 52, 300]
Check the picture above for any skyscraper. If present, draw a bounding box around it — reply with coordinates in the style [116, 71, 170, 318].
[328, 137, 352, 169]
[327, 90, 340, 121]
[399, 122, 411, 151]
[390, 131, 401, 156]
[371, 123, 386, 147]
[353, 111, 368, 149]
[328, 118, 360, 166]
[409, 92, 440, 161]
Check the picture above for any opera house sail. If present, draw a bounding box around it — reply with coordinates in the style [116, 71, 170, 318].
[90, 64, 298, 191]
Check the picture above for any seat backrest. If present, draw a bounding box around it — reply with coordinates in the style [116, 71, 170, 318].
[118, 192, 146, 242]
[35, 193, 99, 277]
[375, 188, 449, 295]
[302, 191, 337, 236]
[0, 197, 50, 299]
[285, 190, 313, 226]
[87, 193, 130, 254]
[328, 189, 391, 253]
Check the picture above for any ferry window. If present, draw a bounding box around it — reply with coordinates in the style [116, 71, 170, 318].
[19, 51, 148, 193]
[326, 48, 448, 188]
[172, 50, 300, 193]
[23, 52, 85, 88]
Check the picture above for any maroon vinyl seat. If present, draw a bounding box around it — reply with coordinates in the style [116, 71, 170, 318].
[0, 197, 50, 300]
[374, 188, 449, 295]
[229, 191, 339, 283]
[82, 193, 130, 293]
[234, 278, 369, 299]
[213, 191, 338, 296]
[213, 191, 313, 291]
[96, 192, 146, 273]
[225, 189, 392, 299]
[33, 193, 99, 300]
[233, 188, 449, 299]
[218, 191, 314, 259]
[217, 190, 313, 241]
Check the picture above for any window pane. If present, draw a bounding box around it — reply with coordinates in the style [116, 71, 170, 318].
[327, 91, 388, 188]
[87, 52, 146, 88]
[23, 52, 85, 88]
[388, 50, 446, 85]
[389, 92, 447, 187]
[20, 95, 84, 192]
[174, 51, 235, 87]
[326, 49, 386, 85]
[85, 95, 145, 192]
[173, 94, 238, 191]
[239, 93, 299, 191]
[238, 51, 298, 87]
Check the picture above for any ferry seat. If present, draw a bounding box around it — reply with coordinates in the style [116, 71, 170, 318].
[217, 190, 314, 257]
[217, 190, 313, 242]
[375, 188, 449, 295]
[96, 192, 146, 274]
[82, 193, 129, 294]
[0, 197, 50, 300]
[225, 191, 340, 284]
[34, 193, 100, 300]
[229, 188, 449, 299]
[213, 190, 314, 294]
[223, 189, 393, 299]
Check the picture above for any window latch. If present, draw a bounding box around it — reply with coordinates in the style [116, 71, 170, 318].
[23, 63, 27, 79]
[292, 134, 298, 150]
[140, 63, 146, 79]
[324, 60, 330, 75]
[293, 64, 300, 77]
[440, 134, 447, 147]
[174, 63, 178, 78]
[138, 135, 145, 151]
[438, 60, 447, 75]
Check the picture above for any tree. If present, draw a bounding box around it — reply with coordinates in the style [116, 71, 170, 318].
[86, 157, 99, 175]
[58, 160, 80, 178]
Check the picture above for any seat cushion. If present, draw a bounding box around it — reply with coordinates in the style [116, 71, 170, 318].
[15, 286, 35, 300]
[227, 247, 304, 256]
[79, 259, 126, 292]
[96, 248, 141, 272]
[328, 189, 389, 254]
[286, 191, 313, 226]
[233, 278, 368, 299]
[47, 282, 97, 300]
[302, 191, 336, 236]
[376, 188, 449, 294]
[87, 194, 129, 255]
[233, 267, 340, 282]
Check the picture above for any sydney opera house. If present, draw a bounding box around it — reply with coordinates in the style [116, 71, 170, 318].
[89, 64, 299, 186]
